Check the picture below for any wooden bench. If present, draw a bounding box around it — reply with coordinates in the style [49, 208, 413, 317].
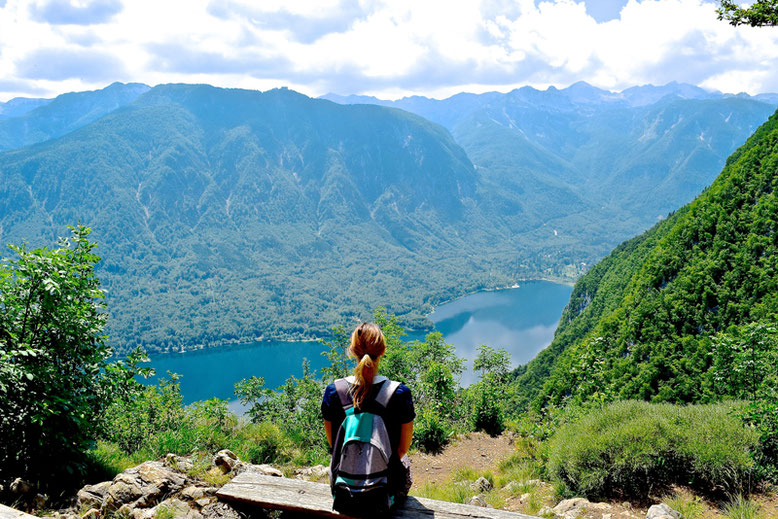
[0, 504, 39, 519]
[217, 472, 541, 519]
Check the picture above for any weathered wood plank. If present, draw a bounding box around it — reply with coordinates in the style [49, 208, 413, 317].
[217, 472, 540, 519]
[0, 504, 38, 519]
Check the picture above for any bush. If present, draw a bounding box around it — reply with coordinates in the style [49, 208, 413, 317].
[414, 408, 451, 453]
[469, 383, 505, 436]
[0, 226, 142, 486]
[236, 422, 291, 465]
[547, 400, 758, 499]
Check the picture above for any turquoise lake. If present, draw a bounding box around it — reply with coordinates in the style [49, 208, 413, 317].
[145, 280, 572, 408]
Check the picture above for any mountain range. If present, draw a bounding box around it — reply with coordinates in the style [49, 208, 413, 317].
[0, 81, 775, 353]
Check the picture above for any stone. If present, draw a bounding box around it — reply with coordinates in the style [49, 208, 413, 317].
[81, 508, 100, 519]
[468, 495, 487, 507]
[212, 450, 239, 474]
[10, 478, 33, 494]
[471, 476, 493, 493]
[646, 503, 681, 519]
[200, 502, 243, 519]
[538, 506, 554, 518]
[33, 493, 48, 509]
[201, 488, 219, 497]
[195, 498, 211, 508]
[519, 493, 531, 503]
[181, 486, 205, 501]
[77, 481, 112, 509]
[100, 461, 188, 513]
[246, 464, 282, 477]
[294, 464, 328, 481]
[164, 454, 194, 473]
[552, 497, 612, 518]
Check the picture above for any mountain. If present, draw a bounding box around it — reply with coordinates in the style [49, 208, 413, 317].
[323, 82, 777, 247]
[0, 82, 150, 151]
[0, 96, 51, 119]
[0, 84, 526, 353]
[511, 107, 778, 410]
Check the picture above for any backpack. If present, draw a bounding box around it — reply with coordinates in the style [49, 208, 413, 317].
[329, 377, 401, 517]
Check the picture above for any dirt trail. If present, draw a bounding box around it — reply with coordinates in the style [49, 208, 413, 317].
[408, 432, 516, 487]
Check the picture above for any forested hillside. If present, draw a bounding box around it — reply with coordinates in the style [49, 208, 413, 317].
[511, 107, 778, 410]
[0, 84, 523, 353]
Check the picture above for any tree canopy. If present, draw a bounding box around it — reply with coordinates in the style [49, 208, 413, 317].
[718, 0, 778, 26]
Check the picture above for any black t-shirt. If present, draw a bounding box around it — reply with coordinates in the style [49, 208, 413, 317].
[321, 376, 415, 460]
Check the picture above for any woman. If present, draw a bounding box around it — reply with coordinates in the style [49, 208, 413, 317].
[321, 322, 415, 509]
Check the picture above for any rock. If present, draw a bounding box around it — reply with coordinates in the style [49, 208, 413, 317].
[294, 465, 328, 481]
[519, 493, 531, 503]
[468, 495, 487, 507]
[200, 502, 243, 519]
[81, 509, 100, 519]
[195, 498, 211, 508]
[471, 476, 493, 493]
[101, 461, 188, 513]
[552, 497, 612, 518]
[10, 478, 32, 495]
[33, 494, 48, 509]
[646, 503, 681, 519]
[165, 454, 194, 473]
[202, 488, 219, 497]
[181, 486, 205, 501]
[538, 506, 554, 518]
[77, 481, 112, 509]
[212, 450, 240, 474]
[246, 464, 282, 477]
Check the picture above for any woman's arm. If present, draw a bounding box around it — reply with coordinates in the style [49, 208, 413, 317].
[324, 420, 333, 447]
[397, 421, 413, 458]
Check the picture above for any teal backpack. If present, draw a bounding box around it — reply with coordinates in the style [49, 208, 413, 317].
[329, 377, 401, 517]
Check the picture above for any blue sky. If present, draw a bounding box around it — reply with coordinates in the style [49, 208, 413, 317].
[0, 0, 776, 101]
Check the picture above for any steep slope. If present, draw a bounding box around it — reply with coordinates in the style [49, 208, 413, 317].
[511, 108, 778, 409]
[0, 84, 520, 353]
[0, 82, 149, 151]
[325, 83, 777, 251]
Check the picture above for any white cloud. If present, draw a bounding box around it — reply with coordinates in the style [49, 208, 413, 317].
[0, 0, 777, 101]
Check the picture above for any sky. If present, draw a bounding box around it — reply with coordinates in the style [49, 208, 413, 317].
[0, 0, 777, 102]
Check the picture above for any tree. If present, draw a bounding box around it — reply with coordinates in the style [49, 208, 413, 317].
[718, 1, 778, 26]
[0, 225, 139, 486]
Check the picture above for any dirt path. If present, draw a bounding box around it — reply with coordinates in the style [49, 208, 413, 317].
[408, 432, 516, 487]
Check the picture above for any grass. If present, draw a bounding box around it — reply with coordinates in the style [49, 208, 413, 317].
[723, 495, 764, 519]
[665, 489, 706, 519]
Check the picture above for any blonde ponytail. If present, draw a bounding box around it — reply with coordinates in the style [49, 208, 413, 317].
[348, 323, 386, 410]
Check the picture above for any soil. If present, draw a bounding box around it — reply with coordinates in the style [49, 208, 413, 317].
[408, 431, 516, 487]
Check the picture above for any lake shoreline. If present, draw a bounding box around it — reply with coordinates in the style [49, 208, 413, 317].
[144, 278, 575, 361]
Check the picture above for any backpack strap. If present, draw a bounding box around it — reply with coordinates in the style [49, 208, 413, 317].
[375, 380, 401, 408]
[333, 378, 353, 410]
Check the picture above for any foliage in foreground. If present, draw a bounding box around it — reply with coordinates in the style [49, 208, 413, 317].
[0, 226, 140, 486]
[547, 400, 759, 500]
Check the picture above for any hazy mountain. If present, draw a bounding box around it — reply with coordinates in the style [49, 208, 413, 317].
[323, 82, 777, 238]
[0, 96, 51, 119]
[0, 82, 150, 151]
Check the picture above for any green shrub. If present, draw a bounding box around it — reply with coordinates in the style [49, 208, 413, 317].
[0, 226, 147, 486]
[236, 422, 291, 465]
[469, 383, 505, 436]
[414, 408, 451, 453]
[547, 400, 758, 499]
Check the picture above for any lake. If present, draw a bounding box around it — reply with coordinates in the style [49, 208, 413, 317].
[144, 280, 572, 407]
